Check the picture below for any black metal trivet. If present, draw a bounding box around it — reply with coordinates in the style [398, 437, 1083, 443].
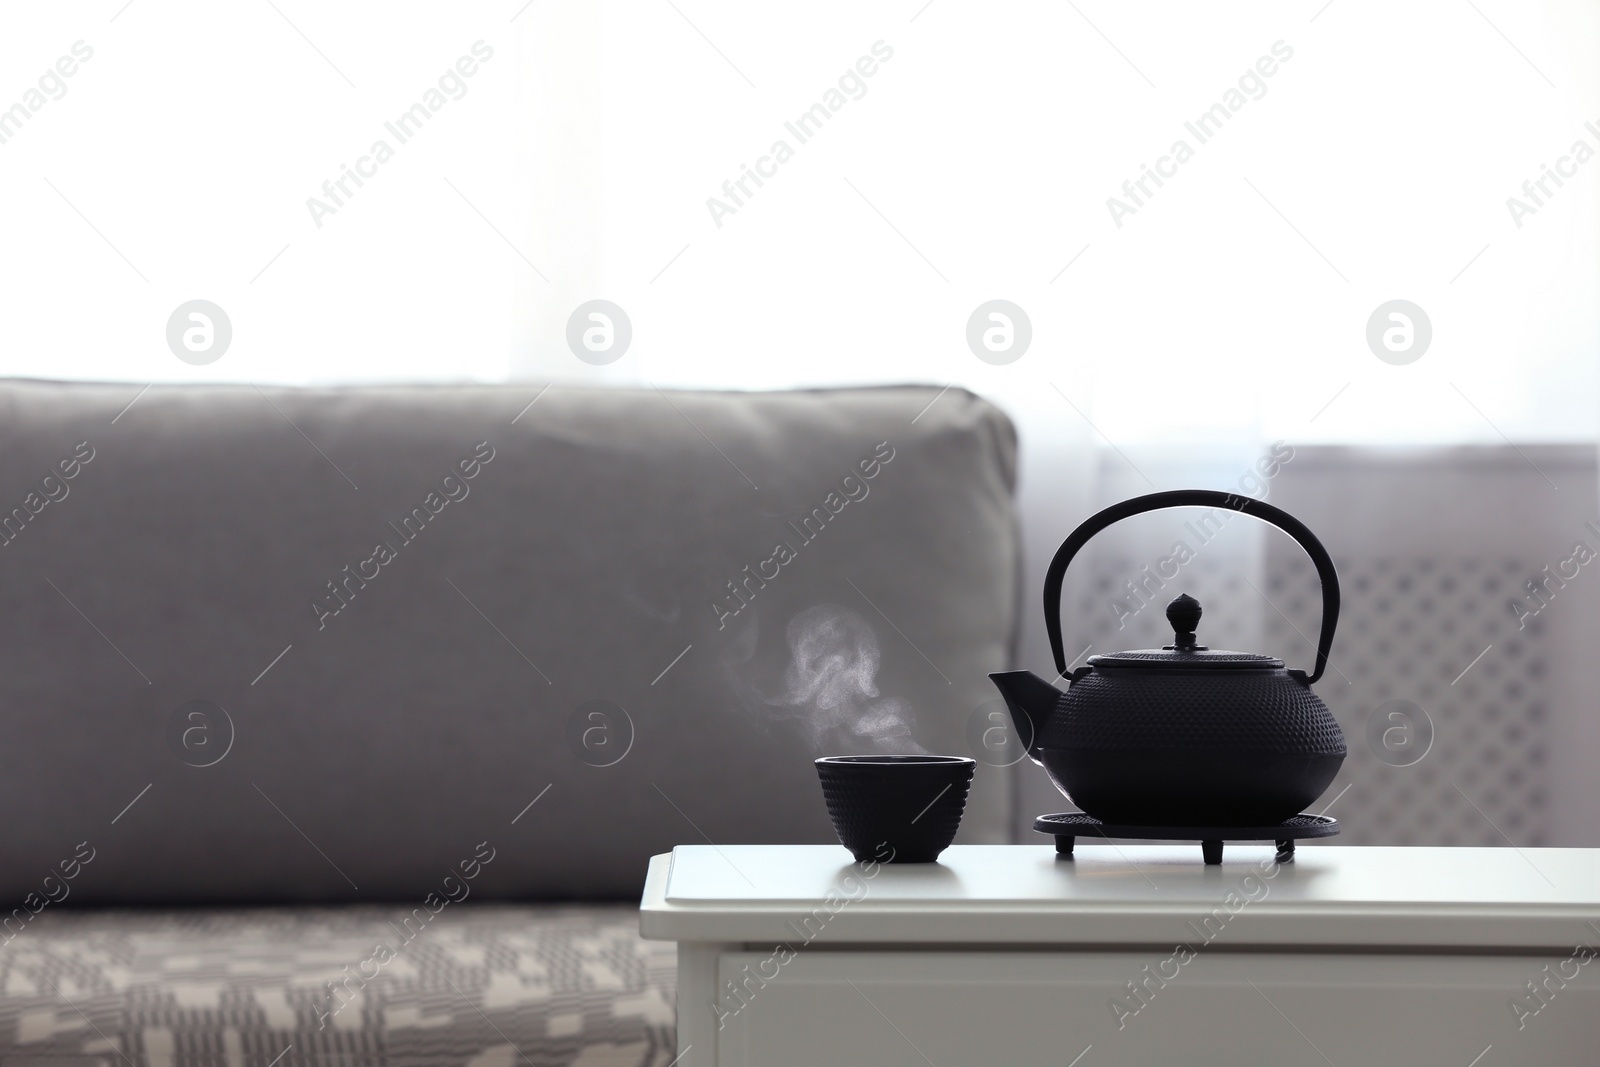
[1033, 812, 1339, 865]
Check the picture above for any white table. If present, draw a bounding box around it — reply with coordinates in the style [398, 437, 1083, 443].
[640, 844, 1600, 1065]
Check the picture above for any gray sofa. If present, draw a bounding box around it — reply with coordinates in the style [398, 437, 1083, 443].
[0, 381, 1021, 1066]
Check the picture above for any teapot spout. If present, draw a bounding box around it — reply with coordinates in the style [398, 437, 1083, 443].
[987, 671, 1062, 764]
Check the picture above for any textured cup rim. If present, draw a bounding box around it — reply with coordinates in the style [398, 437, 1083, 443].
[816, 755, 975, 767]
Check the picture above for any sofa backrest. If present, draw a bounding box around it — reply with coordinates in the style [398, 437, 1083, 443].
[0, 381, 1019, 903]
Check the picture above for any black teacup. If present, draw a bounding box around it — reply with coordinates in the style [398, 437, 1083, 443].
[815, 755, 975, 864]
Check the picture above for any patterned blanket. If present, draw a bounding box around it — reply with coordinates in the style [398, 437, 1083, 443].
[0, 904, 677, 1066]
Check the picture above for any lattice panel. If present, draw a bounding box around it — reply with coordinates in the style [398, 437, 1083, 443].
[1263, 553, 1547, 847]
[1065, 552, 1548, 846]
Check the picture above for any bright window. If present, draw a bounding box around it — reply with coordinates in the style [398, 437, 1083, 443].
[2, 1, 1595, 444]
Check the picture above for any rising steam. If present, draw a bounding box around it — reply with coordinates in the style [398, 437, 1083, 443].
[768, 604, 925, 753]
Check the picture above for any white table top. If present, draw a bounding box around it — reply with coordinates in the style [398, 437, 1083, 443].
[639, 844, 1600, 950]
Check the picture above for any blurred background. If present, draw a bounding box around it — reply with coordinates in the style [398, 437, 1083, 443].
[3, 0, 1597, 844]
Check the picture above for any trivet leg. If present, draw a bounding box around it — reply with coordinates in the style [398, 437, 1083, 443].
[1275, 839, 1295, 862]
[1201, 840, 1223, 865]
[1055, 835, 1075, 857]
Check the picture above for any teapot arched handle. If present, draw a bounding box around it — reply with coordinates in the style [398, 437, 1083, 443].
[1043, 489, 1340, 685]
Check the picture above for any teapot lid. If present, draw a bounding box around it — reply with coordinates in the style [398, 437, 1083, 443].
[1088, 594, 1284, 671]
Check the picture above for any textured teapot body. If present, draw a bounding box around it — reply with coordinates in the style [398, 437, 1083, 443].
[1037, 666, 1345, 825]
[992, 489, 1351, 830]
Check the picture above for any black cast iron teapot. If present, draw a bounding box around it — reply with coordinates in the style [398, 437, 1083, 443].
[991, 489, 1347, 826]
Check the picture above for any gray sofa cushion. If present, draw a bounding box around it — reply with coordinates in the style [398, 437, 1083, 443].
[0, 903, 674, 1066]
[0, 381, 1019, 903]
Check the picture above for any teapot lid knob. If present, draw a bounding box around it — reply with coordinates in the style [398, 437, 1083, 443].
[1166, 594, 1202, 650]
